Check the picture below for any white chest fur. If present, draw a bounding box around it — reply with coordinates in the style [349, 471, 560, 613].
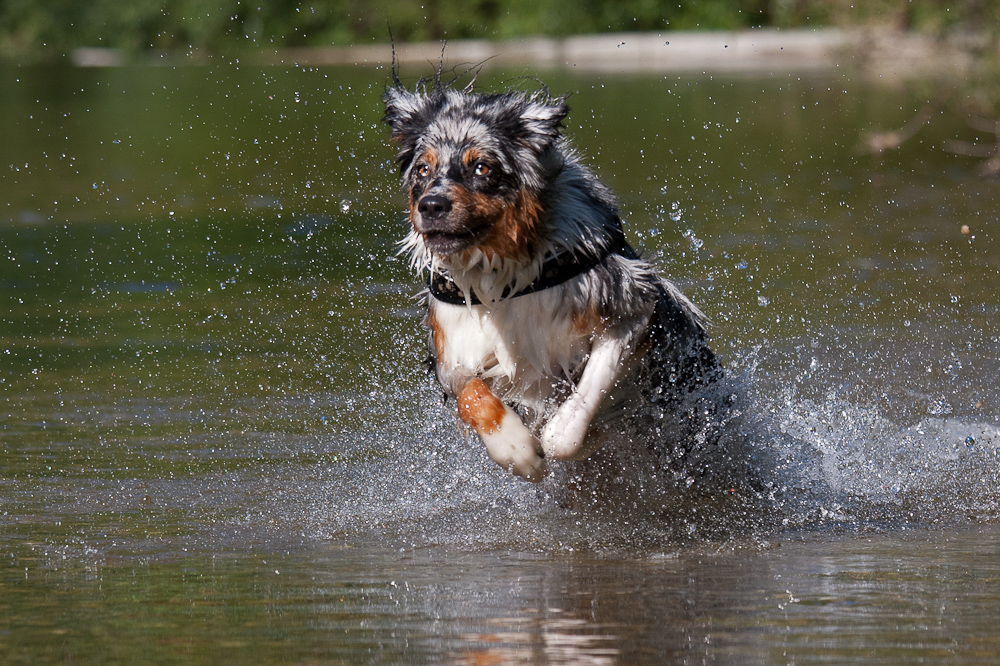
[429, 288, 594, 411]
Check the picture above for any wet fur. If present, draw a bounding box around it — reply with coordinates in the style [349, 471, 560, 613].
[384, 78, 719, 482]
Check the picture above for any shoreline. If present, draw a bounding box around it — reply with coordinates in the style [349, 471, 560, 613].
[67, 28, 981, 78]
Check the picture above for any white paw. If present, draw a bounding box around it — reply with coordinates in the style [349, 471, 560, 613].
[480, 409, 548, 482]
[540, 407, 591, 461]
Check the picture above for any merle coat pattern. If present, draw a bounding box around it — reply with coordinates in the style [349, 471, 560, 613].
[384, 80, 718, 482]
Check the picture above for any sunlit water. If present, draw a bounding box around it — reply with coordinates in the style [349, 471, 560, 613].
[2, 61, 999, 663]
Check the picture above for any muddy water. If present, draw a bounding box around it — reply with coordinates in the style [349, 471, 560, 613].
[2, 61, 999, 663]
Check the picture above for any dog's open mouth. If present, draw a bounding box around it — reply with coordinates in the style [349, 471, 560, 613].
[422, 229, 471, 248]
[421, 224, 490, 254]
[423, 229, 472, 242]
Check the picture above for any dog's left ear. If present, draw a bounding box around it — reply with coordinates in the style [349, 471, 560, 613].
[517, 97, 569, 153]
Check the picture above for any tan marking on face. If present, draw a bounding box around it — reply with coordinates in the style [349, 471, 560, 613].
[457, 378, 507, 435]
[461, 147, 485, 167]
[407, 148, 439, 227]
[485, 189, 542, 261]
[407, 195, 419, 228]
[420, 148, 438, 169]
[451, 188, 541, 262]
[448, 184, 503, 227]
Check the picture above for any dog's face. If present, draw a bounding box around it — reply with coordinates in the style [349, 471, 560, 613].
[384, 86, 568, 261]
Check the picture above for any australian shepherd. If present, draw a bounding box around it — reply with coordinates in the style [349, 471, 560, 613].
[383, 76, 720, 483]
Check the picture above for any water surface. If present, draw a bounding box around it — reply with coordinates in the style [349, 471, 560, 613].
[2, 61, 1000, 663]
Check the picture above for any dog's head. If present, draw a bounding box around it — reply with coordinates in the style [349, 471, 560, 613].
[384, 84, 568, 262]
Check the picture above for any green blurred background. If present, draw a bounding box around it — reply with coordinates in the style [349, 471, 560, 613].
[1, 0, 998, 58]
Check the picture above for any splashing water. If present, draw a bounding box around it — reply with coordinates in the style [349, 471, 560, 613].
[273, 348, 1000, 555]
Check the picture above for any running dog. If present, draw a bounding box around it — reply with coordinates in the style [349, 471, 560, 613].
[383, 77, 719, 482]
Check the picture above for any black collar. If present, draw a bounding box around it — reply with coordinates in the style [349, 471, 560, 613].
[428, 231, 630, 306]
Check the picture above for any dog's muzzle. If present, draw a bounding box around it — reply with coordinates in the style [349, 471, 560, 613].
[413, 192, 479, 254]
[417, 194, 452, 222]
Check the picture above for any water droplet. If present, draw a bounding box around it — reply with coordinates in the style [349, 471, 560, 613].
[927, 399, 953, 416]
[682, 228, 703, 249]
[669, 202, 683, 222]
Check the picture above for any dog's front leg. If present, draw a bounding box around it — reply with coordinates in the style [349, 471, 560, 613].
[457, 378, 548, 482]
[541, 334, 633, 461]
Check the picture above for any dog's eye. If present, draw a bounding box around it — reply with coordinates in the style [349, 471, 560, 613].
[416, 164, 431, 178]
[474, 163, 492, 177]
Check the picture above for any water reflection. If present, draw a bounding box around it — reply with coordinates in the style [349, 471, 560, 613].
[4, 526, 999, 664]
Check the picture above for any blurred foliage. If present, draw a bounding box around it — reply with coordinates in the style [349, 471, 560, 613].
[0, 0, 998, 58]
[1, 0, 998, 126]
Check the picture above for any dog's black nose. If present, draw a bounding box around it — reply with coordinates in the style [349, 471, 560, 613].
[417, 194, 452, 220]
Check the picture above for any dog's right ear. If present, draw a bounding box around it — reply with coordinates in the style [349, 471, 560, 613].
[383, 86, 438, 170]
[383, 86, 423, 140]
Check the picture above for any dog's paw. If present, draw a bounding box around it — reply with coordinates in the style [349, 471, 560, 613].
[480, 413, 548, 482]
[457, 378, 547, 481]
[540, 406, 592, 461]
